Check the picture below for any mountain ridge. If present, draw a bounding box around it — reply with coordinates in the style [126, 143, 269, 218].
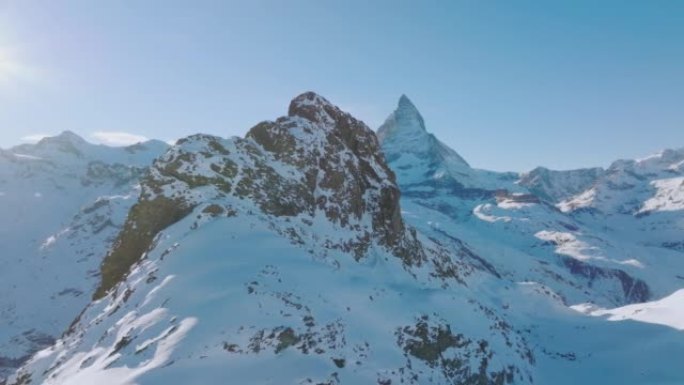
[9, 93, 534, 385]
[0, 133, 168, 381]
[3, 93, 684, 385]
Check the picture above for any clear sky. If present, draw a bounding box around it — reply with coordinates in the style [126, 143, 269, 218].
[0, 1, 682, 171]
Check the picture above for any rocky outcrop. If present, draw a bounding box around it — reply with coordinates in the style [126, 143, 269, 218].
[249, 92, 420, 261]
[94, 195, 192, 299]
[395, 315, 523, 385]
[93, 92, 426, 299]
[561, 257, 650, 303]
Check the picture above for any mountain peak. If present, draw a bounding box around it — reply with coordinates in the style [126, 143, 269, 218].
[397, 94, 419, 114]
[395, 94, 425, 129]
[12, 130, 91, 158]
[41, 130, 88, 145]
[377, 94, 472, 187]
[289, 91, 333, 110]
[377, 95, 427, 144]
[287, 91, 339, 124]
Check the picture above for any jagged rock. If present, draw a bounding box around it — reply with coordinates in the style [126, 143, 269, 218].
[94, 91, 424, 294]
[6, 94, 684, 385]
[10, 93, 534, 385]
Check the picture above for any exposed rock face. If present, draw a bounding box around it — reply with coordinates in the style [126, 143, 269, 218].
[94, 92, 425, 299]
[560, 257, 650, 303]
[94, 195, 192, 299]
[11, 93, 532, 385]
[395, 315, 522, 385]
[250, 92, 418, 261]
[9, 94, 684, 385]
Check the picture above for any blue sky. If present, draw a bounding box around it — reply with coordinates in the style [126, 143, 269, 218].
[0, 1, 682, 171]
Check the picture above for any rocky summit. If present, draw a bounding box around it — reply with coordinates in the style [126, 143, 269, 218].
[2, 93, 684, 385]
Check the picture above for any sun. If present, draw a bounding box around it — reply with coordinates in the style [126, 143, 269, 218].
[0, 48, 23, 83]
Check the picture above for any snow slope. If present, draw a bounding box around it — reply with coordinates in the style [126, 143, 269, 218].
[555, 148, 684, 263]
[378, 96, 684, 384]
[0, 133, 167, 380]
[378, 96, 665, 307]
[5, 94, 684, 385]
[572, 288, 684, 331]
[10, 94, 535, 385]
[558, 148, 684, 214]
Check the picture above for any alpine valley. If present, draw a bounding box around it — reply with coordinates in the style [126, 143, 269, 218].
[2, 93, 684, 385]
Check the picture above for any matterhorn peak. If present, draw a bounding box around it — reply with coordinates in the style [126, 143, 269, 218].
[397, 94, 421, 116]
[377, 94, 474, 188]
[377, 95, 466, 163]
[377, 95, 427, 144]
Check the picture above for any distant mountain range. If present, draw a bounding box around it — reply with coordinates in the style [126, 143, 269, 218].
[2, 92, 683, 385]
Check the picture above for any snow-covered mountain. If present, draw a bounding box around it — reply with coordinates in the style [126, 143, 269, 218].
[377, 95, 519, 193]
[518, 166, 605, 203]
[4, 93, 684, 385]
[0, 133, 167, 381]
[378, 95, 684, 383]
[557, 148, 684, 251]
[8, 94, 537, 385]
[377, 95, 673, 307]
